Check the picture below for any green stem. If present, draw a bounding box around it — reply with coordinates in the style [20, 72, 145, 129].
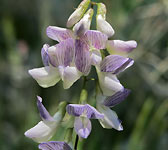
[74, 135, 79, 150]
[79, 77, 88, 104]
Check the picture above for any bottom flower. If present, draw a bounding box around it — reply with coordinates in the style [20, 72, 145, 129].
[66, 104, 104, 139]
[39, 141, 72, 150]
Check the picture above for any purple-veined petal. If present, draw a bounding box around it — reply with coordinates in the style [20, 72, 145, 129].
[37, 96, 55, 121]
[41, 44, 50, 66]
[74, 117, 92, 139]
[66, 104, 104, 119]
[24, 121, 57, 143]
[106, 40, 137, 53]
[90, 49, 102, 65]
[66, 0, 90, 28]
[103, 89, 131, 107]
[75, 39, 91, 75]
[100, 55, 134, 74]
[97, 104, 123, 131]
[61, 66, 82, 89]
[39, 141, 72, 150]
[48, 39, 75, 67]
[46, 26, 74, 42]
[82, 30, 108, 50]
[56, 39, 75, 67]
[28, 66, 61, 88]
[73, 23, 86, 38]
[96, 67, 124, 96]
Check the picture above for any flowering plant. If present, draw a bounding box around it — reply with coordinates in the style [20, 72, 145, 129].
[25, 0, 137, 149]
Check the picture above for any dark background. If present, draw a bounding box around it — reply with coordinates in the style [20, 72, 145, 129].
[0, 0, 168, 149]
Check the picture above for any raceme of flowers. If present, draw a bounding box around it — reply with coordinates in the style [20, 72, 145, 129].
[25, 0, 137, 149]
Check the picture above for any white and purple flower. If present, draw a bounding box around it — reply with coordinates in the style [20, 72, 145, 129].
[96, 54, 134, 96]
[96, 88, 131, 130]
[39, 141, 72, 150]
[66, 104, 104, 138]
[29, 38, 82, 89]
[24, 96, 66, 143]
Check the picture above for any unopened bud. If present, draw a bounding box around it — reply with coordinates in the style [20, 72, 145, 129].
[97, 3, 106, 19]
[67, 0, 90, 28]
[96, 3, 115, 37]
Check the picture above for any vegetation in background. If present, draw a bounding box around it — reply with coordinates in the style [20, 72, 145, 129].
[0, 0, 168, 150]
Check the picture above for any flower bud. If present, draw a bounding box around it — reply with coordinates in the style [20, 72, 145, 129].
[73, 8, 94, 37]
[97, 3, 106, 19]
[67, 0, 90, 28]
[96, 3, 115, 38]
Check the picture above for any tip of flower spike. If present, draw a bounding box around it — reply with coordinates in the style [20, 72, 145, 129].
[66, 0, 91, 28]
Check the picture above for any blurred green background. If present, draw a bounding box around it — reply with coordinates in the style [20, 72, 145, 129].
[0, 0, 168, 149]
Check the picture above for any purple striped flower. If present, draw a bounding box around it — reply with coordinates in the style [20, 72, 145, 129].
[96, 93, 123, 131]
[74, 30, 108, 75]
[39, 141, 72, 150]
[46, 6, 108, 76]
[96, 54, 134, 96]
[66, 104, 104, 138]
[24, 96, 66, 143]
[29, 38, 82, 89]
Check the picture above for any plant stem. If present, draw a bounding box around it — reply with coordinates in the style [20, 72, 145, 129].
[91, 1, 97, 9]
[74, 135, 79, 150]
